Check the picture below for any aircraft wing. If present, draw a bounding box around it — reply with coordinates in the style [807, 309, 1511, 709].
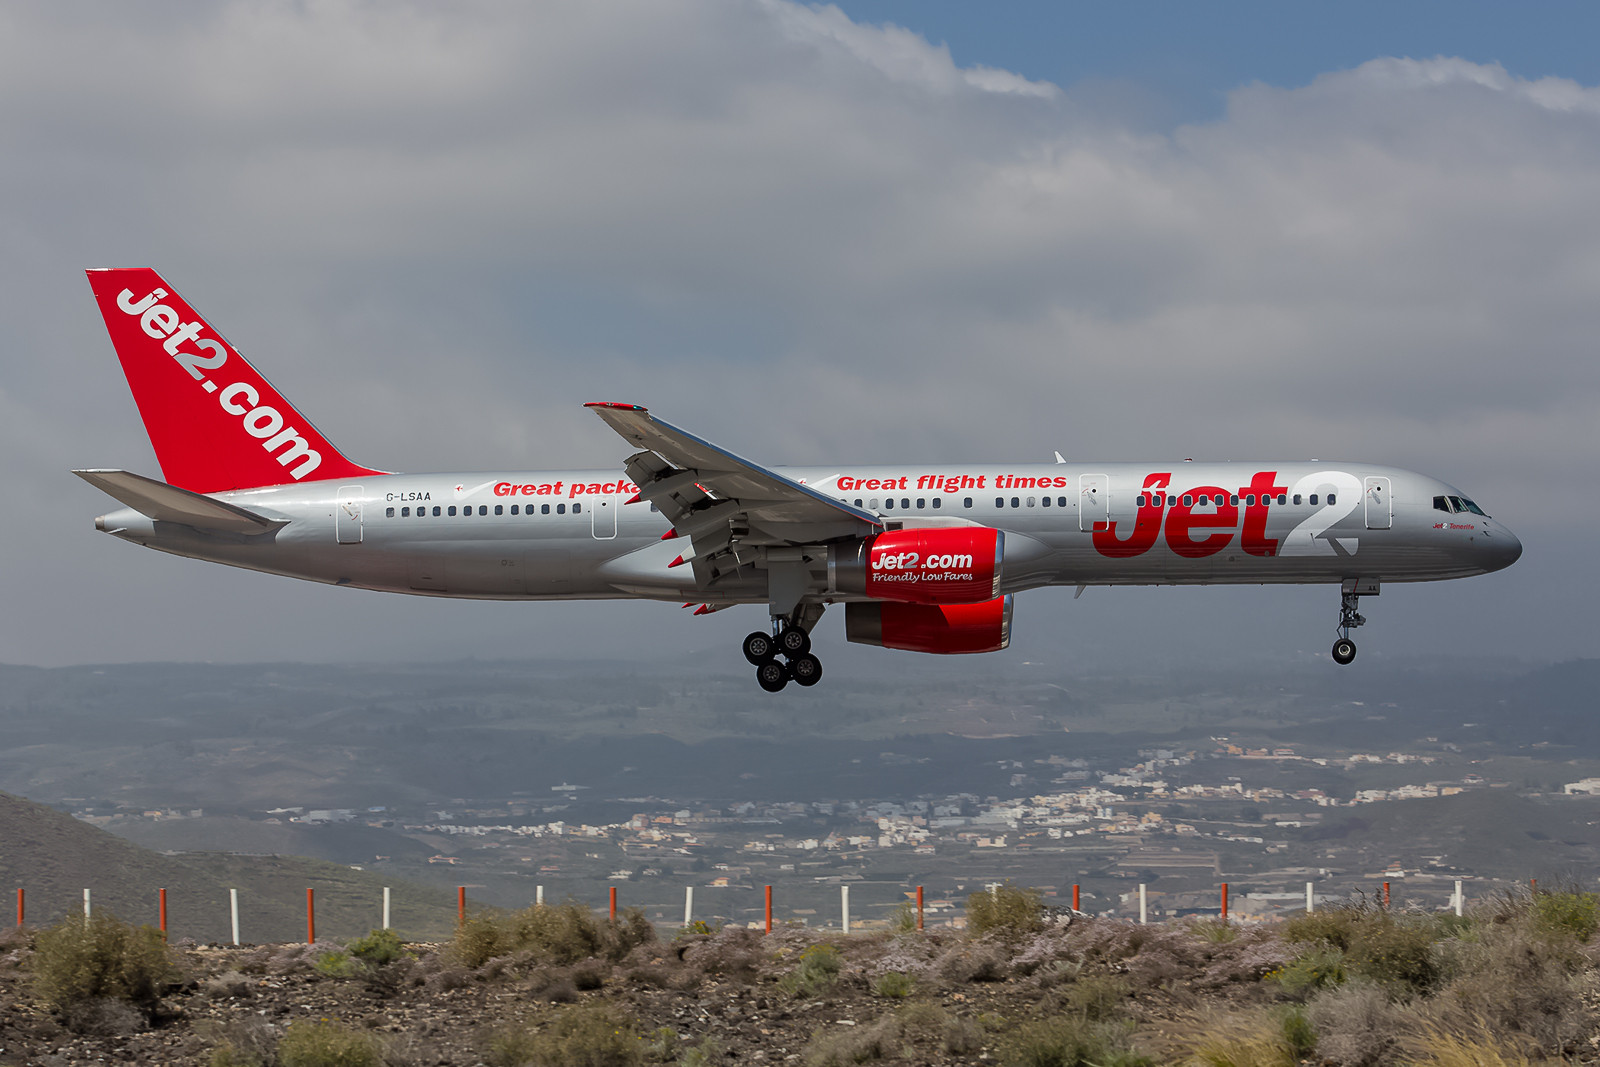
[586, 403, 880, 581]
[73, 469, 288, 534]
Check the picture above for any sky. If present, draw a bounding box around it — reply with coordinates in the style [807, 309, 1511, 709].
[1, 0, 1596, 674]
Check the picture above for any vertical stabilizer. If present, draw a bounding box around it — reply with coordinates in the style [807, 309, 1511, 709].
[85, 267, 381, 492]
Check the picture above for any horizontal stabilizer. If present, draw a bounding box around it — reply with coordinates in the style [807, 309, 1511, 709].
[73, 469, 287, 534]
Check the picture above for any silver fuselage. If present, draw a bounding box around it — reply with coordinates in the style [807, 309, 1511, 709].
[93, 461, 1522, 604]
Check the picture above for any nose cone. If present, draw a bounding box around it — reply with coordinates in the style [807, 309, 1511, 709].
[1483, 522, 1523, 572]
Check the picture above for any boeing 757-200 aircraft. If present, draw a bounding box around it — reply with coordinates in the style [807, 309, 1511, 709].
[77, 268, 1522, 690]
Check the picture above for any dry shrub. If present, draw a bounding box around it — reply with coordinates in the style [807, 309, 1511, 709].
[1401, 1018, 1559, 1067]
[1305, 983, 1403, 1067]
[1159, 1006, 1309, 1067]
[997, 1015, 1150, 1067]
[1440, 925, 1592, 1056]
[1282, 904, 1445, 995]
[201, 969, 254, 999]
[967, 882, 1048, 940]
[205, 1017, 278, 1067]
[450, 900, 655, 971]
[680, 926, 765, 984]
[485, 1002, 643, 1067]
[779, 942, 843, 997]
[571, 959, 607, 990]
[277, 1018, 381, 1067]
[933, 937, 1009, 984]
[804, 1013, 903, 1067]
[31, 912, 178, 1021]
[942, 1015, 983, 1056]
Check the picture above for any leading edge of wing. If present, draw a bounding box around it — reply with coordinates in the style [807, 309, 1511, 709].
[585, 403, 883, 531]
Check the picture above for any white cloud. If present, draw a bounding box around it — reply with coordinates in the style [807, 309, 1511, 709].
[0, 2, 1592, 665]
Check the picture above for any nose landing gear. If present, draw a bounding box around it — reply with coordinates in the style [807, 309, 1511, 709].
[745, 609, 824, 692]
[1331, 578, 1377, 665]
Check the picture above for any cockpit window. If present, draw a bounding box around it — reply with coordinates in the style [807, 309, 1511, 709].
[1434, 496, 1453, 513]
[1459, 497, 1487, 516]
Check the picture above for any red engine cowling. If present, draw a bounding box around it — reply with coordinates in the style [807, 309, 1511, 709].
[844, 596, 1013, 654]
[830, 527, 1003, 605]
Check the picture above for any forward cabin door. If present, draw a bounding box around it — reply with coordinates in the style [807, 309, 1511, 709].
[336, 485, 364, 544]
[591, 494, 617, 539]
[1364, 476, 1392, 530]
[1079, 474, 1109, 532]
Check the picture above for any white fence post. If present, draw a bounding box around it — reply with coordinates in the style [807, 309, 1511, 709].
[536, 884, 544, 907]
[684, 886, 694, 928]
[1454, 879, 1464, 918]
[230, 888, 240, 946]
[83, 888, 91, 921]
[1306, 881, 1314, 913]
[1138, 884, 1147, 925]
[382, 886, 391, 931]
[841, 885, 850, 934]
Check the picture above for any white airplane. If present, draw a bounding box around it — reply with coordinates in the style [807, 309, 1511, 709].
[78, 268, 1522, 690]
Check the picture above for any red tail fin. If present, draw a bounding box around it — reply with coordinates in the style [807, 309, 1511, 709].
[86, 268, 381, 493]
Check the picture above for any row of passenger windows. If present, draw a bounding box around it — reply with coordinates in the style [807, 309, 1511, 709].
[385, 502, 585, 518]
[850, 493, 1335, 511]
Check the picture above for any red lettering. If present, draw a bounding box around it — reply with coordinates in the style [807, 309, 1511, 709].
[493, 482, 511, 496]
[1164, 484, 1237, 558]
[1240, 471, 1286, 557]
[1093, 473, 1169, 558]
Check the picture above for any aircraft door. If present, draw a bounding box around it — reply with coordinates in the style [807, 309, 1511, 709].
[592, 495, 617, 539]
[1079, 474, 1108, 532]
[1364, 476, 1392, 530]
[336, 485, 364, 544]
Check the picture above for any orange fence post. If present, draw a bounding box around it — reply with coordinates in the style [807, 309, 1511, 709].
[916, 886, 924, 931]
[1221, 882, 1229, 921]
[764, 885, 773, 934]
[458, 886, 466, 926]
[159, 888, 167, 939]
[306, 888, 315, 944]
[609, 886, 617, 921]
[1383, 881, 1391, 909]
[15, 888, 21, 928]
[1531, 877, 1538, 896]
[1072, 884, 1080, 912]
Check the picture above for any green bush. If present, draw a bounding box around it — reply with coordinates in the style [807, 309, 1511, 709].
[1281, 905, 1443, 994]
[779, 943, 843, 997]
[313, 950, 359, 978]
[31, 912, 177, 1013]
[679, 1036, 724, 1066]
[1530, 890, 1600, 943]
[277, 1019, 380, 1067]
[1267, 948, 1347, 998]
[486, 1003, 643, 1067]
[873, 971, 915, 998]
[967, 883, 1048, 939]
[1279, 1007, 1317, 1060]
[347, 928, 406, 966]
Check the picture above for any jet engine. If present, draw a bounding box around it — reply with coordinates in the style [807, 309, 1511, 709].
[829, 527, 1003, 605]
[844, 596, 1013, 654]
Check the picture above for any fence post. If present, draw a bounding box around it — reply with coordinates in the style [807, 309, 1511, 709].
[841, 885, 850, 934]
[383, 886, 391, 931]
[159, 888, 167, 939]
[609, 886, 617, 922]
[306, 888, 315, 944]
[765, 885, 773, 934]
[1454, 879, 1464, 918]
[1220, 882, 1228, 921]
[684, 886, 694, 929]
[536, 885, 544, 907]
[83, 888, 91, 921]
[15, 888, 21, 928]
[1138, 884, 1147, 925]
[916, 885, 924, 931]
[1073, 884, 1080, 912]
[457, 887, 466, 926]
[1382, 881, 1390, 910]
[1306, 881, 1314, 913]
[230, 888, 240, 946]
[1531, 877, 1538, 896]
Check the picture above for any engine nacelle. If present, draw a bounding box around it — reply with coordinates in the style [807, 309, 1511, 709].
[830, 527, 1003, 605]
[844, 596, 1013, 655]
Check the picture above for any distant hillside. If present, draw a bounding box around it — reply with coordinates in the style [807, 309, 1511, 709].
[0, 792, 455, 942]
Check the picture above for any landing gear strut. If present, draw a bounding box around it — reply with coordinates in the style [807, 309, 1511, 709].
[1332, 579, 1377, 665]
[746, 607, 824, 692]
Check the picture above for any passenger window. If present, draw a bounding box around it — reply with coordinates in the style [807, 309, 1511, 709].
[932, 498, 942, 509]
[1041, 496, 1051, 507]
[995, 496, 1004, 508]
[1135, 495, 1146, 507]
[901, 498, 910, 509]
[557, 503, 566, 514]
[1058, 496, 1068, 507]
[385, 507, 395, 518]
[916, 498, 925, 509]
[494, 505, 503, 516]
[510, 505, 519, 515]
[480, 506, 488, 516]
[1326, 494, 1335, 505]
[884, 498, 895, 510]
[963, 497, 973, 508]
[1199, 495, 1210, 506]
[542, 504, 550, 515]
[432, 506, 441, 517]
[854, 498, 863, 508]
[1292, 495, 1302, 506]
[1230, 495, 1239, 506]
[1245, 494, 1255, 506]
[1026, 496, 1036, 507]
[1276, 495, 1286, 505]
[1309, 494, 1318, 506]
[573, 503, 581, 513]
[1182, 495, 1193, 507]
[448, 506, 457, 516]
[1010, 497, 1020, 508]
[401, 507, 410, 517]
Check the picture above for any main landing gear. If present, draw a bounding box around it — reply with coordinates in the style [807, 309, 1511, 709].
[1331, 578, 1377, 665]
[743, 616, 823, 693]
